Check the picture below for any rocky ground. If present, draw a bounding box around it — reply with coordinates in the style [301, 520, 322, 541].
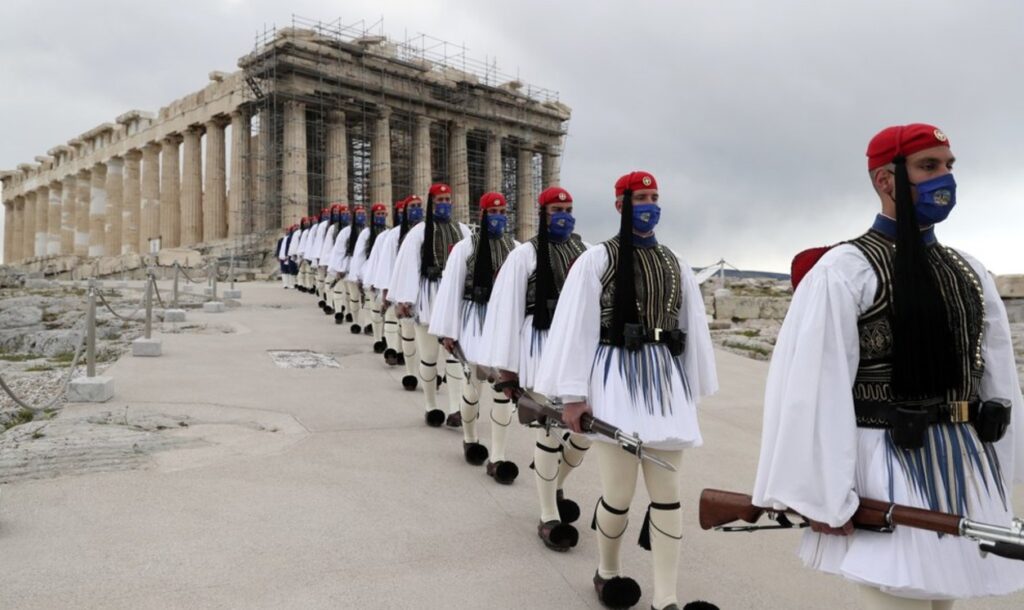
[0, 278, 223, 432]
[705, 278, 1024, 391]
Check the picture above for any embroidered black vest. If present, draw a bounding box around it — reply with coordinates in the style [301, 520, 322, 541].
[598, 236, 683, 333]
[850, 230, 985, 409]
[426, 222, 463, 276]
[525, 234, 587, 316]
[463, 233, 516, 299]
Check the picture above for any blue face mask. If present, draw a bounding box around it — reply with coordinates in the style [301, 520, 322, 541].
[372, 214, 386, 227]
[914, 173, 956, 225]
[434, 202, 452, 221]
[340, 213, 351, 224]
[632, 204, 661, 233]
[355, 212, 366, 225]
[548, 211, 575, 240]
[330, 213, 340, 223]
[485, 214, 507, 237]
[407, 206, 424, 223]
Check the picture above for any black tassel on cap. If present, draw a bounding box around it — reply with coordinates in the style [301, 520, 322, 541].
[419, 194, 436, 277]
[470, 209, 494, 302]
[609, 189, 640, 346]
[345, 209, 362, 257]
[891, 155, 959, 399]
[532, 207, 555, 330]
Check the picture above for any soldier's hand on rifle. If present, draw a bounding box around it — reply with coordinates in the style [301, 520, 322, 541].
[442, 337, 457, 353]
[562, 401, 592, 434]
[497, 370, 519, 399]
[808, 518, 854, 536]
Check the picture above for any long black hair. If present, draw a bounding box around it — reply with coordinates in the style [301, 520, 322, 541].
[532, 207, 554, 330]
[419, 193, 436, 277]
[365, 209, 385, 256]
[890, 156, 958, 399]
[608, 189, 640, 345]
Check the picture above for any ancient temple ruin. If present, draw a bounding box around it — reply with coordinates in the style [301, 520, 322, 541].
[1, 17, 571, 273]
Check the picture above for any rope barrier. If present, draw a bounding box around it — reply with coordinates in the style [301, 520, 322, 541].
[151, 277, 166, 309]
[0, 322, 88, 415]
[95, 287, 147, 323]
[178, 264, 198, 284]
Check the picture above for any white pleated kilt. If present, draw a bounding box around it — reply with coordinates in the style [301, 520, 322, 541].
[414, 278, 439, 326]
[799, 428, 1024, 599]
[586, 343, 702, 451]
[458, 300, 490, 365]
[517, 314, 547, 391]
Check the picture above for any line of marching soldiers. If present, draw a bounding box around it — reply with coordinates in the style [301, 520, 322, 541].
[272, 125, 1024, 610]
[275, 173, 718, 610]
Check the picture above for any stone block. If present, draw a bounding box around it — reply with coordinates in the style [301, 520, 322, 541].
[156, 247, 203, 268]
[1005, 299, 1024, 324]
[132, 337, 162, 357]
[203, 287, 215, 297]
[68, 376, 115, 402]
[995, 275, 1024, 299]
[223, 289, 242, 299]
[163, 309, 187, 322]
[203, 301, 226, 313]
[24, 279, 56, 289]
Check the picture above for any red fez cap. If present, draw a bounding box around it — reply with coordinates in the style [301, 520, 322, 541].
[429, 183, 451, 197]
[395, 197, 408, 211]
[480, 192, 507, 210]
[538, 186, 573, 206]
[614, 171, 658, 197]
[352, 203, 365, 211]
[867, 124, 950, 170]
[330, 203, 347, 213]
[321, 207, 330, 214]
[406, 194, 423, 206]
[371, 202, 387, 213]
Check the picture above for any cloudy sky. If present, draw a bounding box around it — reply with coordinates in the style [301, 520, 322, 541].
[2, 0, 1022, 273]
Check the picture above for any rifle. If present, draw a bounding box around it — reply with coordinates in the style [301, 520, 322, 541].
[447, 341, 476, 383]
[515, 393, 677, 472]
[698, 488, 1024, 562]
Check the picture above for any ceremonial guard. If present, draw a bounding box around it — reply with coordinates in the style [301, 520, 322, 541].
[290, 216, 313, 292]
[369, 196, 424, 391]
[535, 171, 718, 610]
[349, 203, 390, 350]
[276, 224, 300, 289]
[316, 205, 345, 316]
[481, 186, 592, 546]
[325, 203, 353, 324]
[752, 124, 1024, 609]
[307, 208, 331, 305]
[430, 192, 521, 482]
[390, 183, 471, 427]
[340, 204, 369, 334]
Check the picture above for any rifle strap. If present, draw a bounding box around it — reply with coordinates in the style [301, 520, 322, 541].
[591, 497, 630, 538]
[638, 501, 682, 551]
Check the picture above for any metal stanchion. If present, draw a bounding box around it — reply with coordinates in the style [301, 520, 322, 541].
[202, 260, 225, 313]
[86, 279, 97, 378]
[210, 262, 218, 301]
[172, 262, 180, 308]
[144, 270, 154, 340]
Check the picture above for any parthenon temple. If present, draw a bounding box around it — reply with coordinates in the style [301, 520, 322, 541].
[0, 18, 571, 274]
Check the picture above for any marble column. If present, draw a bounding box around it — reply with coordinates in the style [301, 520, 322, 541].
[140, 143, 161, 252]
[281, 100, 307, 228]
[542, 150, 560, 187]
[160, 135, 182, 248]
[122, 150, 141, 254]
[516, 146, 536, 240]
[23, 191, 37, 260]
[448, 121, 470, 223]
[60, 175, 76, 255]
[485, 130, 503, 193]
[228, 109, 250, 237]
[47, 182, 61, 255]
[2, 203, 12, 264]
[75, 169, 91, 256]
[255, 114, 273, 233]
[105, 157, 124, 255]
[203, 117, 227, 242]
[325, 110, 348, 203]
[34, 186, 48, 257]
[180, 125, 203, 246]
[12, 197, 24, 263]
[412, 115, 431, 198]
[88, 164, 107, 257]
[370, 108, 392, 210]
